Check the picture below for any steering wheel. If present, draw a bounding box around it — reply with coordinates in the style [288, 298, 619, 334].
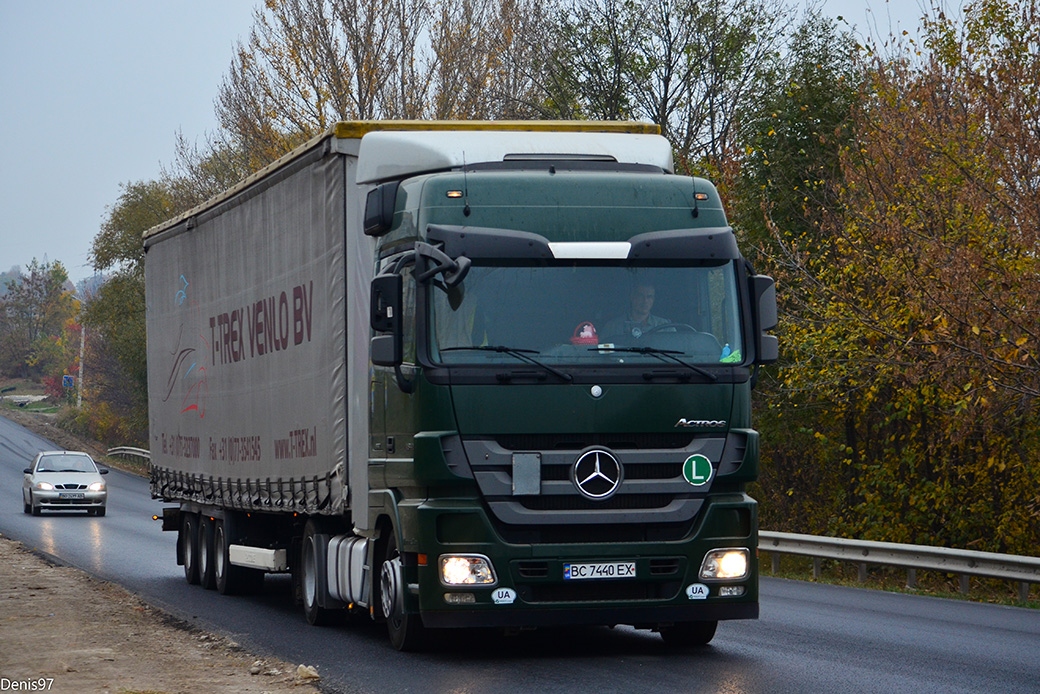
[642, 323, 699, 334]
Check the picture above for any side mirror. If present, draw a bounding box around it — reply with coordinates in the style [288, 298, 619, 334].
[370, 274, 403, 367]
[363, 181, 401, 237]
[24, 468, 32, 474]
[371, 335, 401, 367]
[100, 468, 109, 475]
[751, 275, 778, 364]
[751, 275, 777, 331]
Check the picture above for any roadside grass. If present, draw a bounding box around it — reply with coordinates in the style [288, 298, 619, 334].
[0, 376, 46, 395]
[761, 550, 1040, 609]
[1, 399, 61, 414]
[0, 377, 60, 413]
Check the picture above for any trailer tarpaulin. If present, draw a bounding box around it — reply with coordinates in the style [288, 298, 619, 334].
[145, 145, 349, 515]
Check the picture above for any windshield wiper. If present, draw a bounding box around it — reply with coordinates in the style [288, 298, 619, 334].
[589, 346, 718, 382]
[441, 345, 573, 382]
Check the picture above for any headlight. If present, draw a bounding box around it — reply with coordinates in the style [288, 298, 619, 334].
[88, 482, 105, 492]
[440, 554, 497, 586]
[35, 481, 55, 491]
[699, 548, 750, 580]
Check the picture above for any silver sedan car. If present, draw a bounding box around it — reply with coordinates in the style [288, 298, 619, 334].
[22, 451, 109, 516]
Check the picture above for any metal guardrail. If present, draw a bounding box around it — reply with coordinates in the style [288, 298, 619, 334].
[760, 530, 1040, 601]
[106, 446, 151, 462]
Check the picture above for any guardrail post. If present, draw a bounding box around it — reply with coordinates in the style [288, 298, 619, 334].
[772, 553, 780, 574]
[1020, 582, 1030, 602]
[858, 562, 867, 583]
[959, 575, 969, 594]
[906, 568, 917, 589]
[813, 557, 821, 580]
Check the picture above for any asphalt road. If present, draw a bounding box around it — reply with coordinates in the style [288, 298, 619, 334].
[2, 413, 1037, 694]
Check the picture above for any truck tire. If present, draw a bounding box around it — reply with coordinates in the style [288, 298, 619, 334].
[379, 532, 427, 651]
[199, 515, 217, 589]
[214, 519, 264, 596]
[300, 519, 339, 626]
[181, 513, 200, 585]
[659, 620, 717, 648]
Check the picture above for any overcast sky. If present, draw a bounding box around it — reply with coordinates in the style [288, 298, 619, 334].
[0, 0, 931, 285]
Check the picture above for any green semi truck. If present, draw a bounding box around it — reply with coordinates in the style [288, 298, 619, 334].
[144, 121, 777, 651]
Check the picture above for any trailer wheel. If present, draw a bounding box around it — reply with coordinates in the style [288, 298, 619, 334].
[181, 513, 200, 585]
[301, 519, 339, 626]
[380, 532, 427, 651]
[214, 519, 264, 595]
[659, 620, 717, 648]
[199, 515, 217, 589]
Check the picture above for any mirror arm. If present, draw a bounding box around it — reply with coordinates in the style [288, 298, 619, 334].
[395, 365, 416, 394]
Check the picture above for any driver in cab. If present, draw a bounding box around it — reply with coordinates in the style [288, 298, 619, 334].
[603, 283, 669, 340]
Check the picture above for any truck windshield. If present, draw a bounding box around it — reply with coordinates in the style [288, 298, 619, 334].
[430, 263, 744, 366]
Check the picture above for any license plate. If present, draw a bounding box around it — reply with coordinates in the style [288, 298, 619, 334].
[563, 562, 636, 580]
[58, 492, 85, 499]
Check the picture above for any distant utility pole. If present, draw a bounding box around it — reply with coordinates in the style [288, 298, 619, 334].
[77, 324, 85, 408]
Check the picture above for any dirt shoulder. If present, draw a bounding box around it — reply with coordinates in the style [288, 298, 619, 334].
[1, 408, 323, 694]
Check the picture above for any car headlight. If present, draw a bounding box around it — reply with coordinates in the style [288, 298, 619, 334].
[88, 482, 105, 492]
[440, 555, 497, 586]
[699, 548, 750, 580]
[35, 481, 55, 491]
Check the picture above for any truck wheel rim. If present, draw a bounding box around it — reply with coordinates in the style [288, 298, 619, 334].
[380, 559, 399, 620]
[215, 526, 226, 579]
[303, 541, 317, 606]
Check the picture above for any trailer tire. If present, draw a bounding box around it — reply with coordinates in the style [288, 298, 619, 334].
[181, 513, 200, 585]
[300, 519, 339, 626]
[214, 520, 264, 595]
[659, 620, 717, 648]
[199, 515, 217, 589]
[380, 532, 427, 651]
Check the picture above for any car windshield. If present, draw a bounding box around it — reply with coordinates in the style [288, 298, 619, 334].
[430, 263, 744, 366]
[37, 455, 97, 473]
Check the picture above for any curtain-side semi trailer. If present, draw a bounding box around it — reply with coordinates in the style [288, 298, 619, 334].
[144, 120, 778, 651]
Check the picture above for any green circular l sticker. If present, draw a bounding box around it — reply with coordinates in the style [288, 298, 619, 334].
[683, 454, 713, 487]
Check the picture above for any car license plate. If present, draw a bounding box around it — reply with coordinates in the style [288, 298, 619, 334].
[563, 562, 636, 580]
[58, 492, 85, 499]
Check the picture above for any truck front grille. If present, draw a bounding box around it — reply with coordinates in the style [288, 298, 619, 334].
[463, 434, 743, 542]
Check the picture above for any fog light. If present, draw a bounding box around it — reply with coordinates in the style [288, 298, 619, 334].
[440, 554, 497, 586]
[444, 592, 476, 605]
[718, 585, 746, 597]
[699, 548, 750, 580]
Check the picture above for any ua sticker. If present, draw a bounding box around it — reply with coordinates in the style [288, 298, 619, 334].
[686, 583, 710, 600]
[683, 454, 713, 487]
[493, 588, 517, 605]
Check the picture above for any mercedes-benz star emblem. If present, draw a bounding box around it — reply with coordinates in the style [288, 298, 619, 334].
[572, 449, 623, 500]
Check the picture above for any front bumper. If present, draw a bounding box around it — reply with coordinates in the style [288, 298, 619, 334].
[404, 496, 758, 629]
[32, 490, 107, 510]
